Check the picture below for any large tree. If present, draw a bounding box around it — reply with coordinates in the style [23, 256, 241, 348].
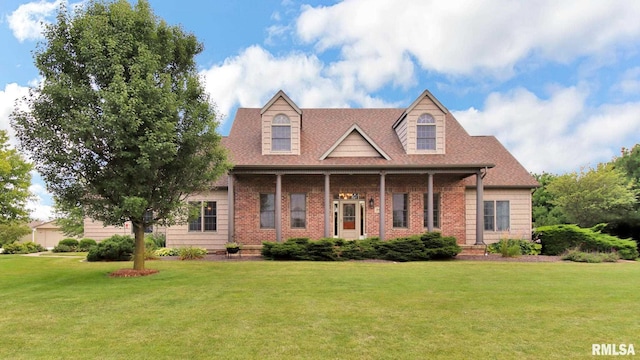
[11, 0, 229, 269]
[531, 172, 567, 227]
[547, 164, 637, 228]
[0, 130, 33, 246]
[53, 198, 85, 238]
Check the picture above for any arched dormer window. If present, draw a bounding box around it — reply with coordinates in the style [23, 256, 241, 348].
[417, 113, 436, 150]
[272, 114, 291, 151]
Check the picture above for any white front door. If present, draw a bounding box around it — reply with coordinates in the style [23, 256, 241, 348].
[339, 201, 360, 239]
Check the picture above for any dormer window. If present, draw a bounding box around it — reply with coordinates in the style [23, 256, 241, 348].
[272, 114, 291, 151]
[417, 113, 436, 150]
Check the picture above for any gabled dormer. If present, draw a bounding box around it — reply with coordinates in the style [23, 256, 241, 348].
[393, 89, 447, 155]
[261, 90, 302, 155]
[320, 124, 391, 160]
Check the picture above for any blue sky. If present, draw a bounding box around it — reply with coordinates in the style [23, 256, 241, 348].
[2, 0, 640, 220]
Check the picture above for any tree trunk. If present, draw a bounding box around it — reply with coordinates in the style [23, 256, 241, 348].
[132, 222, 145, 270]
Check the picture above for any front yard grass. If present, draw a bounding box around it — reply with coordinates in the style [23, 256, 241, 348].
[0, 255, 638, 359]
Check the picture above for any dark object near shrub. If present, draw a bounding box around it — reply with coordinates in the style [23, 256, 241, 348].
[261, 232, 460, 261]
[2, 242, 45, 254]
[86, 235, 135, 262]
[78, 238, 97, 251]
[535, 224, 639, 260]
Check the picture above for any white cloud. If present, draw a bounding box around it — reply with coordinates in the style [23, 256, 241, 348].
[296, 0, 640, 81]
[0, 83, 30, 146]
[453, 86, 640, 174]
[612, 67, 640, 95]
[27, 173, 54, 221]
[200, 45, 394, 125]
[7, 0, 61, 42]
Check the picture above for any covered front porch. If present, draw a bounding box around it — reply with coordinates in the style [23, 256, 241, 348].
[228, 166, 491, 245]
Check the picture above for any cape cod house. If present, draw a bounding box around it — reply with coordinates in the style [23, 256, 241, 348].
[84, 90, 538, 252]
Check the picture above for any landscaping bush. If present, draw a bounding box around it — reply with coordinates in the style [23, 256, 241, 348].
[562, 248, 619, 263]
[535, 224, 639, 260]
[178, 247, 207, 260]
[261, 233, 460, 261]
[59, 238, 79, 249]
[155, 247, 179, 256]
[86, 235, 134, 262]
[488, 239, 541, 257]
[145, 233, 166, 249]
[52, 244, 73, 253]
[1, 242, 45, 254]
[78, 238, 97, 251]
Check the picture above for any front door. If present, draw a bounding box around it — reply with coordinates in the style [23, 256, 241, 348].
[340, 201, 360, 239]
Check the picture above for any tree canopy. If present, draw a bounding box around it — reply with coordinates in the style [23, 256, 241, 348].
[0, 130, 32, 225]
[10, 0, 229, 269]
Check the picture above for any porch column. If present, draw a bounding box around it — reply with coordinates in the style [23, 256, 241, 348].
[379, 172, 386, 241]
[276, 173, 282, 243]
[427, 172, 434, 232]
[324, 172, 331, 238]
[227, 173, 235, 243]
[475, 170, 485, 245]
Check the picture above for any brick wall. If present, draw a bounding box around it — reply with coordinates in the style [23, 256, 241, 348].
[233, 173, 468, 245]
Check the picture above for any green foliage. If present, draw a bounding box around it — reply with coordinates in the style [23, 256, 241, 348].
[488, 239, 541, 256]
[54, 238, 80, 252]
[0, 222, 31, 247]
[145, 233, 166, 248]
[535, 224, 639, 260]
[59, 238, 79, 248]
[154, 247, 179, 256]
[178, 247, 207, 260]
[86, 235, 134, 262]
[531, 173, 567, 227]
[53, 200, 84, 238]
[562, 248, 619, 263]
[261, 233, 461, 261]
[0, 130, 33, 225]
[10, 0, 230, 270]
[78, 238, 97, 251]
[52, 244, 73, 253]
[546, 164, 638, 227]
[2, 241, 45, 254]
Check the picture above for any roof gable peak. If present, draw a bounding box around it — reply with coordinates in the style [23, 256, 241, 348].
[320, 124, 391, 160]
[260, 90, 302, 115]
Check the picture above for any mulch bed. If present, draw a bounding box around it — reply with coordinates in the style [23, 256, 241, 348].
[109, 269, 160, 277]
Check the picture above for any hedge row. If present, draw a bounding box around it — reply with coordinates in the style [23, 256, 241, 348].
[261, 232, 461, 262]
[87, 235, 134, 262]
[1, 241, 45, 254]
[534, 224, 639, 260]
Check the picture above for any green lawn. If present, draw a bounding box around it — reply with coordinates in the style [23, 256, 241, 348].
[1, 256, 638, 359]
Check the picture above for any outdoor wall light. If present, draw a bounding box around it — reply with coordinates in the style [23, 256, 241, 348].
[369, 197, 374, 209]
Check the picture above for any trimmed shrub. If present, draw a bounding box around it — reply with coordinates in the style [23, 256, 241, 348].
[52, 244, 73, 253]
[78, 238, 97, 251]
[59, 238, 79, 248]
[1, 242, 45, 254]
[535, 224, 639, 260]
[261, 233, 460, 261]
[178, 247, 207, 260]
[562, 248, 619, 263]
[86, 235, 135, 262]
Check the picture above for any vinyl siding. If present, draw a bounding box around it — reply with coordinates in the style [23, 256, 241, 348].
[326, 131, 382, 157]
[394, 117, 408, 151]
[405, 97, 445, 155]
[262, 97, 301, 155]
[465, 188, 533, 244]
[84, 219, 133, 241]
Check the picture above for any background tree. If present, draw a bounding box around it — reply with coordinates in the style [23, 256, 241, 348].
[608, 144, 640, 241]
[547, 164, 637, 228]
[53, 198, 84, 238]
[531, 172, 566, 227]
[11, 0, 229, 269]
[0, 130, 33, 247]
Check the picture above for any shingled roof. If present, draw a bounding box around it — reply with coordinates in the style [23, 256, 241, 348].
[223, 92, 538, 188]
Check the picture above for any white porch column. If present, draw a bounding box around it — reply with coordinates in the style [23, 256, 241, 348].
[475, 170, 485, 245]
[379, 172, 386, 241]
[276, 173, 282, 243]
[427, 172, 434, 232]
[227, 173, 235, 243]
[324, 173, 331, 238]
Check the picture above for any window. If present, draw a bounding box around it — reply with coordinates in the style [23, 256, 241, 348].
[260, 193, 275, 229]
[484, 200, 510, 231]
[417, 113, 436, 150]
[188, 201, 217, 232]
[423, 193, 441, 228]
[290, 193, 306, 228]
[392, 193, 408, 228]
[272, 114, 291, 151]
